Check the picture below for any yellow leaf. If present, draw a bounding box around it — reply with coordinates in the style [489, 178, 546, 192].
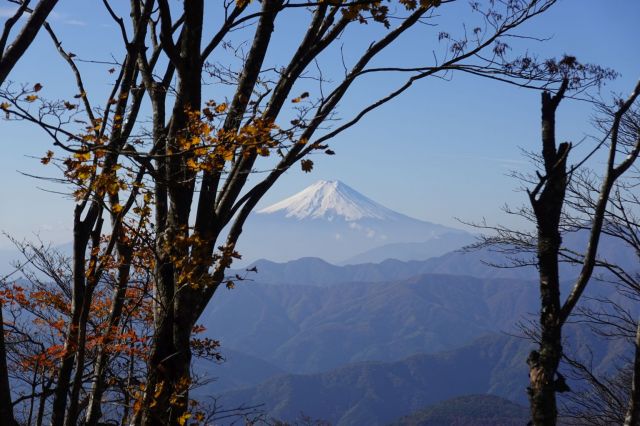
[0, 102, 9, 110]
[74, 151, 91, 161]
[77, 169, 91, 180]
[25, 95, 38, 102]
[177, 412, 191, 426]
[186, 158, 199, 170]
[112, 203, 123, 214]
[215, 103, 227, 113]
[107, 181, 120, 195]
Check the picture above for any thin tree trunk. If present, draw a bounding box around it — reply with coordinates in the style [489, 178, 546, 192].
[64, 284, 95, 426]
[36, 374, 53, 426]
[50, 207, 95, 426]
[624, 319, 640, 425]
[85, 246, 133, 426]
[121, 347, 135, 426]
[0, 300, 18, 426]
[27, 362, 39, 426]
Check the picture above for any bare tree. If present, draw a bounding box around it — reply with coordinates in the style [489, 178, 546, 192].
[559, 131, 640, 425]
[470, 77, 640, 425]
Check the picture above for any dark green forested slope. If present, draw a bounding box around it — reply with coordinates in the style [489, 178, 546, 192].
[388, 394, 529, 426]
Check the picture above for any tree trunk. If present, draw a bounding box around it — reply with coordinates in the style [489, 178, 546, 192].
[50, 207, 95, 426]
[624, 320, 640, 426]
[0, 300, 18, 426]
[85, 246, 133, 426]
[528, 86, 570, 426]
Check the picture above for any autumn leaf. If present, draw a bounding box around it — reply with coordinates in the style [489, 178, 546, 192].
[0, 102, 9, 111]
[108, 67, 115, 74]
[215, 103, 227, 113]
[177, 412, 191, 426]
[77, 169, 91, 181]
[25, 94, 38, 102]
[63, 101, 76, 110]
[192, 324, 207, 334]
[186, 158, 199, 170]
[301, 159, 313, 173]
[74, 151, 91, 161]
[41, 150, 54, 165]
[325, 149, 335, 155]
[226, 281, 235, 289]
[300, 91, 309, 99]
[33, 83, 43, 92]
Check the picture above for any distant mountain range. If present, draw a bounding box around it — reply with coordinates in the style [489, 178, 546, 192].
[214, 333, 534, 425]
[196, 246, 635, 424]
[236, 180, 475, 265]
[199, 274, 540, 374]
[232, 225, 640, 286]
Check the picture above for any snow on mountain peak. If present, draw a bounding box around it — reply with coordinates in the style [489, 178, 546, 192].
[257, 180, 403, 221]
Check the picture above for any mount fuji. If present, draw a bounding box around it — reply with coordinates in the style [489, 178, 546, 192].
[235, 180, 475, 265]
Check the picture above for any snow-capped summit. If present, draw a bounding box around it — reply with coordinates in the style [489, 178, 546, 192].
[257, 180, 403, 221]
[237, 180, 475, 265]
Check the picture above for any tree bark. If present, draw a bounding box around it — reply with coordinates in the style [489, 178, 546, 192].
[0, 0, 59, 84]
[85, 245, 133, 426]
[527, 84, 570, 426]
[50, 205, 98, 426]
[625, 320, 640, 426]
[0, 300, 18, 426]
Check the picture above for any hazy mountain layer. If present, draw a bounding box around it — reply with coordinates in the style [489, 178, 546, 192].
[235, 227, 639, 286]
[212, 327, 627, 425]
[200, 274, 540, 374]
[216, 334, 533, 426]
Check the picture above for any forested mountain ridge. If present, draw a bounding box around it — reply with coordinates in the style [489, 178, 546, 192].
[215, 334, 533, 425]
[200, 273, 540, 374]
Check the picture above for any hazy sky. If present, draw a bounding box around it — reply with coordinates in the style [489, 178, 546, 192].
[0, 0, 639, 249]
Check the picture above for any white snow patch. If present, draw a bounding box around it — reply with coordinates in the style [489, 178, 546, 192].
[258, 180, 404, 221]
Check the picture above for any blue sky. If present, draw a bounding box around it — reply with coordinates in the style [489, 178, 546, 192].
[0, 0, 639, 249]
